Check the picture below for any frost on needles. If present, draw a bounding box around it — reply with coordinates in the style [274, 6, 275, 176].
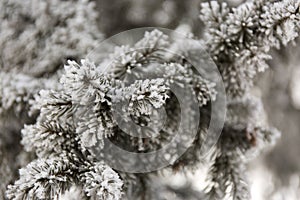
[7, 30, 217, 199]
[200, 0, 300, 97]
[0, 0, 103, 199]
[1, 0, 300, 199]
[0, 0, 103, 133]
[200, 0, 299, 199]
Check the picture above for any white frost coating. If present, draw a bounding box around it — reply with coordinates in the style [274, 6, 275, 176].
[81, 163, 123, 200]
[0, 0, 103, 75]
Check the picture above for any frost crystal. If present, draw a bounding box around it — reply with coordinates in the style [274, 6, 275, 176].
[81, 163, 123, 200]
[7, 29, 218, 199]
[200, 0, 300, 97]
[2, 0, 299, 198]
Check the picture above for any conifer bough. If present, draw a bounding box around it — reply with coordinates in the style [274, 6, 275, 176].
[0, 0, 300, 199]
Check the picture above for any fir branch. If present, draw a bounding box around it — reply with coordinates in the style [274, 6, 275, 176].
[200, 0, 300, 97]
[6, 154, 78, 200]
